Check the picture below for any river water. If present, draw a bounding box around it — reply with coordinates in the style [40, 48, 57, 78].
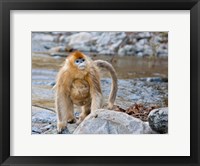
[32, 52, 168, 79]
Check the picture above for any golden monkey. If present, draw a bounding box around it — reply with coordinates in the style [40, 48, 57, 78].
[54, 51, 118, 133]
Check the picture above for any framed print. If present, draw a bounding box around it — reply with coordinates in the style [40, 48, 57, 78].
[0, 0, 200, 166]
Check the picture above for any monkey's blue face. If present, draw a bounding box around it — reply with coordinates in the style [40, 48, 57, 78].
[74, 58, 86, 70]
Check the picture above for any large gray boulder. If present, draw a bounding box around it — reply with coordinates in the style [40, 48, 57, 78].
[73, 109, 155, 134]
[148, 107, 168, 133]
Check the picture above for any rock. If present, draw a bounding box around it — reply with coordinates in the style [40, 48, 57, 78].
[143, 122, 158, 134]
[73, 109, 156, 134]
[138, 39, 147, 45]
[99, 49, 114, 55]
[102, 79, 168, 107]
[32, 106, 79, 134]
[124, 45, 134, 52]
[32, 126, 42, 134]
[157, 49, 168, 57]
[135, 43, 144, 52]
[110, 40, 123, 50]
[90, 46, 97, 52]
[146, 77, 168, 83]
[53, 56, 62, 59]
[143, 45, 153, 56]
[96, 32, 126, 54]
[137, 52, 143, 57]
[58, 35, 65, 42]
[68, 32, 93, 46]
[118, 47, 126, 56]
[32, 32, 168, 57]
[137, 32, 151, 39]
[48, 81, 56, 87]
[72, 44, 91, 52]
[90, 32, 103, 37]
[32, 33, 55, 42]
[118, 45, 135, 56]
[96, 32, 112, 46]
[49, 46, 67, 52]
[148, 107, 168, 133]
[62, 36, 71, 43]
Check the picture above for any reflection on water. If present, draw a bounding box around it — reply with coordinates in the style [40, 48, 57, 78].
[32, 53, 168, 80]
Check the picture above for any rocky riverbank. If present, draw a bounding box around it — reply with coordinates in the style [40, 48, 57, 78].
[32, 76, 168, 134]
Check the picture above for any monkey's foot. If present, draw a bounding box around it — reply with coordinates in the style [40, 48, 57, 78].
[67, 118, 76, 124]
[76, 112, 89, 125]
[57, 121, 66, 134]
[90, 112, 98, 118]
[108, 103, 114, 110]
[57, 129, 64, 134]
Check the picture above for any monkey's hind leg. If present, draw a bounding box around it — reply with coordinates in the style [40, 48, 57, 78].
[56, 94, 75, 133]
[77, 102, 91, 125]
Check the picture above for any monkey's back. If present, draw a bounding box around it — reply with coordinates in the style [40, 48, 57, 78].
[70, 79, 91, 106]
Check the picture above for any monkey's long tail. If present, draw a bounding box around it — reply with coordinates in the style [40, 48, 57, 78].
[94, 60, 118, 109]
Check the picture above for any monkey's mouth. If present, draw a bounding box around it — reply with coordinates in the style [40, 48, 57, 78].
[78, 64, 86, 70]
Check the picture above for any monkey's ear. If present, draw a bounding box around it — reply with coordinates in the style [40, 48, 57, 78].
[69, 48, 77, 52]
[71, 49, 79, 53]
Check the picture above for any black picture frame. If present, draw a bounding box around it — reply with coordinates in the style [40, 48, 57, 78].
[0, 0, 199, 166]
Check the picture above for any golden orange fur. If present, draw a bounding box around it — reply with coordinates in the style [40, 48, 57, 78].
[55, 51, 118, 133]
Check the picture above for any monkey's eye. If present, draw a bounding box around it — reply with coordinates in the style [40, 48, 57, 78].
[82, 59, 85, 62]
[75, 59, 80, 64]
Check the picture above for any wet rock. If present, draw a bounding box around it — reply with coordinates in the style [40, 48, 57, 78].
[148, 107, 168, 133]
[73, 109, 156, 134]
